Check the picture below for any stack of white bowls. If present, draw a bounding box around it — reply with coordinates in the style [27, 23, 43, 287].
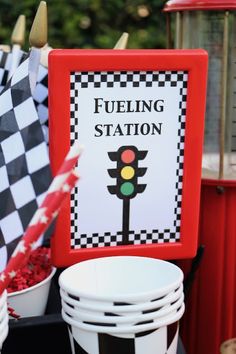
[0, 290, 9, 353]
[59, 256, 185, 354]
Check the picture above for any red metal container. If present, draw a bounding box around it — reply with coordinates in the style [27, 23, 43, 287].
[163, 1, 236, 353]
[178, 180, 236, 354]
[164, 0, 236, 11]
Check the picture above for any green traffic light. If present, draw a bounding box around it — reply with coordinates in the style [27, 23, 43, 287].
[120, 182, 134, 196]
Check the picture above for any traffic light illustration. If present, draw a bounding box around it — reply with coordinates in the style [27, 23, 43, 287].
[107, 145, 147, 199]
[107, 145, 148, 244]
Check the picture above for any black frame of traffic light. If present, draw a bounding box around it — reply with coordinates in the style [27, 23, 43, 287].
[49, 49, 208, 267]
[107, 145, 148, 244]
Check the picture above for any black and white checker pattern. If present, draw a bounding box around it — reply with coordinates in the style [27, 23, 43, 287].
[71, 71, 186, 89]
[0, 49, 49, 143]
[33, 64, 49, 143]
[70, 70, 187, 249]
[68, 321, 179, 354]
[0, 57, 52, 272]
[0, 49, 27, 93]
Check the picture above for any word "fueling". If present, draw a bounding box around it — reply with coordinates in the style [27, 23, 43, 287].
[94, 98, 164, 137]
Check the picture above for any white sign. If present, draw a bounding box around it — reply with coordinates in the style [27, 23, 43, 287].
[69, 70, 188, 249]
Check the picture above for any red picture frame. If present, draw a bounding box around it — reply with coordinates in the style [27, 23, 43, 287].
[48, 49, 208, 267]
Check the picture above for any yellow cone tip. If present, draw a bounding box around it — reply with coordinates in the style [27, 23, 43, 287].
[113, 32, 129, 49]
[29, 1, 48, 48]
[11, 15, 26, 46]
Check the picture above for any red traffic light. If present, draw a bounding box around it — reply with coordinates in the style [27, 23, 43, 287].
[121, 149, 135, 164]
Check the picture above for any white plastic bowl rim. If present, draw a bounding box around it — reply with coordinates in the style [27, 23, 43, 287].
[0, 304, 7, 322]
[0, 291, 7, 310]
[61, 303, 185, 334]
[0, 314, 8, 334]
[59, 257, 183, 302]
[0, 322, 8, 345]
[61, 293, 184, 325]
[7, 267, 56, 297]
[60, 284, 183, 314]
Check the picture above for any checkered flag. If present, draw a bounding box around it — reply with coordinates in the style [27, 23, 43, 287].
[0, 55, 52, 272]
[0, 49, 27, 93]
[0, 49, 49, 144]
[33, 63, 49, 143]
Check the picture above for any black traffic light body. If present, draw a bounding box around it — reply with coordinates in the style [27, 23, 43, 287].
[107, 145, 147, 200]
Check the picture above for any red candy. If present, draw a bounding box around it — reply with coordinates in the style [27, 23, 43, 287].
[7, 247, 52, 293]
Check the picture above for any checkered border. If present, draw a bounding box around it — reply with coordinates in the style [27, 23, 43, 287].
[70, 70, 188, 249]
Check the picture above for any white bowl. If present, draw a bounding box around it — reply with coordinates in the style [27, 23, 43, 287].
[0, 291, 7, 310]
[61, 303, 185, 334]
[59, 256, 183, 302]
[61, 293, 184, 326]
[67, 313, 180, 354]
[7, 267, 56, 318]
[0, 304, 7, 323]
[60, 284, 183, 314]
[0, 313, 8, 335]
[0, 324, 9, 353]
